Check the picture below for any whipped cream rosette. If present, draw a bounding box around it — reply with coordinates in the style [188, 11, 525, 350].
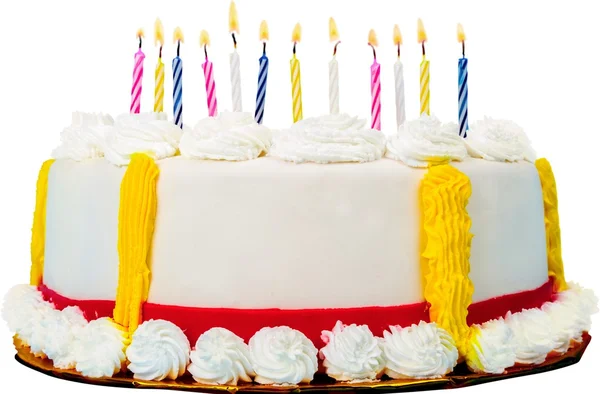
[270, 114, 386, 164]
[102, 112, 183, 166]
[179, 112, 272, 161]
[386, 114, 467, 167]
[465, 117, 536, 162]
[52, 112, 114, 161]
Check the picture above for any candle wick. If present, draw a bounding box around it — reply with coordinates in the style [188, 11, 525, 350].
[421, 42, 426, 57]
[204, 45, 208, 60]
[232, 33, 237, 49]
[159, 46, 163, 59]
[293, 42, 297, 56]
[462, 41, 465, 58]
[369, 44, 377, 61]
[397, 44, 401, 59]
[176, 41, 180, 57]
[263, 41, 266, 56]
[333, 41, 340, 57]
[139, 36, 142, 49]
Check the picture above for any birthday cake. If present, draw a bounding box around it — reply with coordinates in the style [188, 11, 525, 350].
[2, 3, 597, 390]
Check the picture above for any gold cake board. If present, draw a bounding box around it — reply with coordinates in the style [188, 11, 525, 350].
[14, 334, 591, 393]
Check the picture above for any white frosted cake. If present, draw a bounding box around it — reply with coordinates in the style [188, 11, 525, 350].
[2, 111, 597, 386]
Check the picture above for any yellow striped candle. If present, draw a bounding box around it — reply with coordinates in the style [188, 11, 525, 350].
[418, 19, 430, 115]
[290, 23, 303, 123]
[154, 18, 165, 113]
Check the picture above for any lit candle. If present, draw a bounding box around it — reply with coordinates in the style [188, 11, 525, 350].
[172, 27, 184, 128]
[130, 28, 145, 114]
[368, 29, 381, 131]
[154, 19, 165, 113]
[255, 21, 270, 124]
[418, 19, 430, 116]
[229, 1, 242, 112]
[457, 23, 468, 138]
[200, 30, 218, 117]
[290, 23, 303, 123]
[393, 24, 406, 128]
[329, 17, 340, 115]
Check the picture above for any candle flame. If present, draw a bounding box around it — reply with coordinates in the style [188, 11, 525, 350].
[457, 23, 466, 43]
[417, 18, 427, 43]
[154, 19, 164, 46]
[229, 1, 239, 34]
[292, 23, 302, 43]
[393, 24, 402, 46]
[200, 30, 211, 47]
[173, 27, 184, 43]
[329, 18, 340, 42]
[259, 20, 269, 41]
[136, 28, 145, 40]
[368, 29, 378, 47]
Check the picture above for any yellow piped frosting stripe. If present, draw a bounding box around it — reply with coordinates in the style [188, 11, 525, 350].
[113, 153, 159, 334]
[420, 164, 474, 356]
[30, 159, 55, 286]
[535, 158, 567, 292]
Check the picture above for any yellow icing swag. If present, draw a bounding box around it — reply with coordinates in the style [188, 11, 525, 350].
[113, 154, 159, 334]
[30, 160, 55, 286]
[420, 164, 474, 357]
[535, 158, 567, 292]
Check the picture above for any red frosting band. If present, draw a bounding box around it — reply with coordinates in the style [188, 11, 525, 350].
[39, 279, 554, 346]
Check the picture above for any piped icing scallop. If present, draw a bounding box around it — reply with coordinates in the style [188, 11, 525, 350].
[465, 117, 536, 162]
[319, 321, 385, 382]
[73, 318, 128, 378]
[249, 326, 318, 385]
[386, 114, 467, 167]
[180, 112, 272, 161]
[382, 322, 459, 379]
[102, 112, 183, 166]
[270, 114, 386, 164]
[466, 318, 517, 374]
[126, 319, 191, 381]
[188, 327, 255, 385]
[505, 308, 555, 365]
[52, 112, 114, 161]
[38, 306, 87, 369]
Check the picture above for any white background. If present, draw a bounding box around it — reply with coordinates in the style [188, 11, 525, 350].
[0, 0, 599, 392]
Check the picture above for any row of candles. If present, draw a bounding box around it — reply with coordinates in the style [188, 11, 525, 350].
[130, 1, 469, 137]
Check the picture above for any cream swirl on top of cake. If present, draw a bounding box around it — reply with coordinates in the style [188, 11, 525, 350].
[52, 112, 114, 161]
[269, 114, 386, 164]
[102, 112, 183, 166]
[179, 112, 272, 161]
[386, 114, 467, 167]
[465, 117, 536, 162]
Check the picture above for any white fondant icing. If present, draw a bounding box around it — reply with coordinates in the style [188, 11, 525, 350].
[249, 326, 318, 385]
[270, 114, 386, 164]
[43, 158, 549, 308]
[52, 112, 114, 161]
[126, 319, 191, 381]
[103, 112, 183, 166]
[386, 114, 467, 167]
[319, 321, 385, 381]
[180, 112, 272, 161]
[465, 117, 536, 163]
[73, 318, 127, 378]
[382, 322, 458, 379]
[188, 327, 255, 385]
[466, 318, 517, 374]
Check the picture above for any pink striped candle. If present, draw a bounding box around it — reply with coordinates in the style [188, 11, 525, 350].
[368, 29, 381, 131]
[200, 30, 218, 117]
[130, 29, 145, 114]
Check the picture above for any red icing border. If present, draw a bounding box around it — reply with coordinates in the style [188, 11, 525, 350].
[39, 279, 553, 346]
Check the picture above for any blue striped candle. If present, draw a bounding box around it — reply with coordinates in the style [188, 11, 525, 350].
[172, 52, 183, 129]
[458, 58, 468, 138]
[255, 43, 269, 124]
[457, 24, 468, 138]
